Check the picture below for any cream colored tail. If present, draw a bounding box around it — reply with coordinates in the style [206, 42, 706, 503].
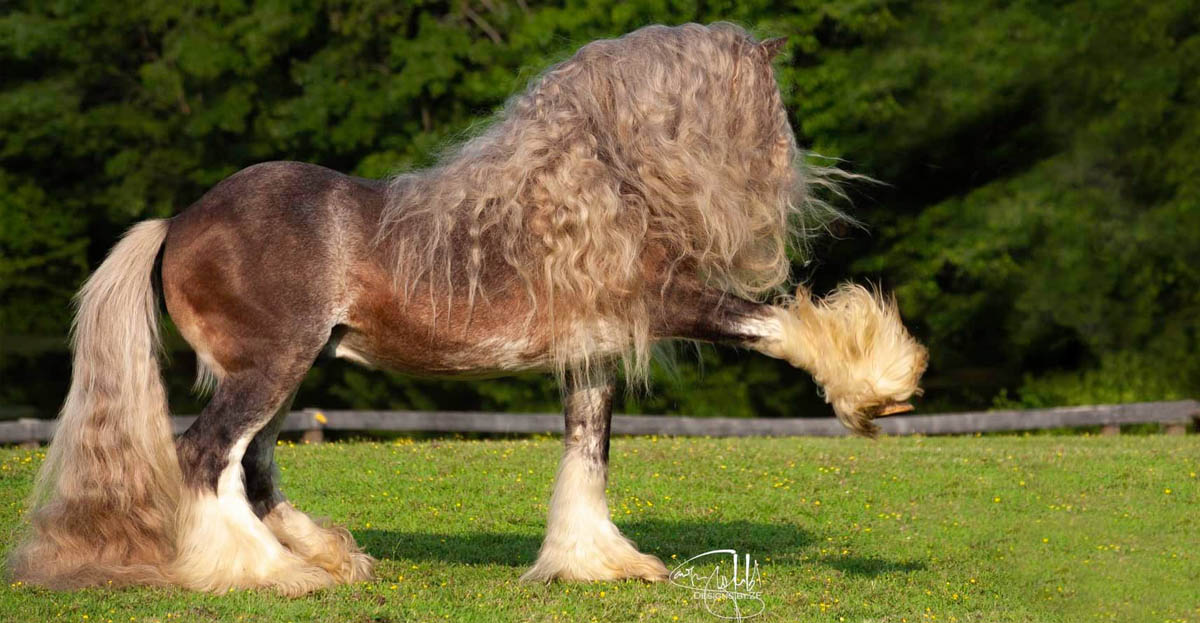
[8, 220, 183, 589]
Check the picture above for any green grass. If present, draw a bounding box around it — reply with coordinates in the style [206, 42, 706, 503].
[2, 435, 1197, 622]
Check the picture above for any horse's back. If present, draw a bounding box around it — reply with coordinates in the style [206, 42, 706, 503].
[168, 161, 383, 234]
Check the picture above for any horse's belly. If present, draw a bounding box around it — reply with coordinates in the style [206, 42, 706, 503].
[330, 326, 553, 379]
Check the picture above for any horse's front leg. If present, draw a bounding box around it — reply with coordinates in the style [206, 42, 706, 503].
[655, 282, 927, 437]
[522, 375, 669, 582]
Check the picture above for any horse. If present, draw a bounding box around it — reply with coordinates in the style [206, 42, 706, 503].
[8, 23, 927, 595]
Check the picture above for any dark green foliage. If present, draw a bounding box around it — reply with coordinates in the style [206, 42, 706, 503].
[1, 0, 1195, 418]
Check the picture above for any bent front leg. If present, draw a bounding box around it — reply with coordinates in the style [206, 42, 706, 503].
[522, 375, 669, 582]
[653, 282, 928, 437]
[651, 285, 803, 362]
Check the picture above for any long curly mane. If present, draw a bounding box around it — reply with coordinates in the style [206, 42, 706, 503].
[379, 22, 847, 381]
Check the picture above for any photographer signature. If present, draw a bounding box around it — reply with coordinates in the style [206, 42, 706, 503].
[669, 549, 765, 620]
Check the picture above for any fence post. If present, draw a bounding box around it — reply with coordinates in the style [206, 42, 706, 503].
[1162, 416, 1190, 435]
[1100, 424, 1120, 436]
[301, 409, 326, 444]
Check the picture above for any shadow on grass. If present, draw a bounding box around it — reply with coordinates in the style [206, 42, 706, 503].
[359, 519, 924, 578]
[359, 519, 802, 567]
[358, 529, 541, 567]
[817, 555, 927, 576]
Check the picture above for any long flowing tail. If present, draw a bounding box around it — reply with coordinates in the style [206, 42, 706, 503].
[8, 220, 182, 588]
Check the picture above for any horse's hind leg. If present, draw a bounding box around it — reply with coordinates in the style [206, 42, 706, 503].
[243, 396, 375, 584]
[172, 371, 334, 596]
[522, 375, 669, 582]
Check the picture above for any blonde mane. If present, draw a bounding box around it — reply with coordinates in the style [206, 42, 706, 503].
[379, 22, 849, 381]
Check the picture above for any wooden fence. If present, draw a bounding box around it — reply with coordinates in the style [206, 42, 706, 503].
[1, 400, 1196, 445]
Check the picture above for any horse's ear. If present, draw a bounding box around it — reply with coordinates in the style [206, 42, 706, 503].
[759, 37, 788, 60]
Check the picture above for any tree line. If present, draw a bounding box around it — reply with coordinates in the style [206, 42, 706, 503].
[2, 0, 1196, 418]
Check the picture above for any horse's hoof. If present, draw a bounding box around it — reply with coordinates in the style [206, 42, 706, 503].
[338, 551, 377, 584]
[625, 553, 670, 583]
[521, 550, 670, 583]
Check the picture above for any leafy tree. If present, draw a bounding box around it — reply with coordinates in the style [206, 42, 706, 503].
[1, 0, 1195, 419]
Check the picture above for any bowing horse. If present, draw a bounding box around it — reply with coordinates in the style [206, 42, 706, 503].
[10, 23, 926, 594]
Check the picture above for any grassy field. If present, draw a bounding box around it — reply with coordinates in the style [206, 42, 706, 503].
[1, 434, 1197, 622]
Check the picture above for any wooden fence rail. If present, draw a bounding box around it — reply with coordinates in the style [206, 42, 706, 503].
[1, 400, 1196, 445]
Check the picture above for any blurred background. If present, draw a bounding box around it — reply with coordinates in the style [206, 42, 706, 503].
[2, 0, 1197, 421]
